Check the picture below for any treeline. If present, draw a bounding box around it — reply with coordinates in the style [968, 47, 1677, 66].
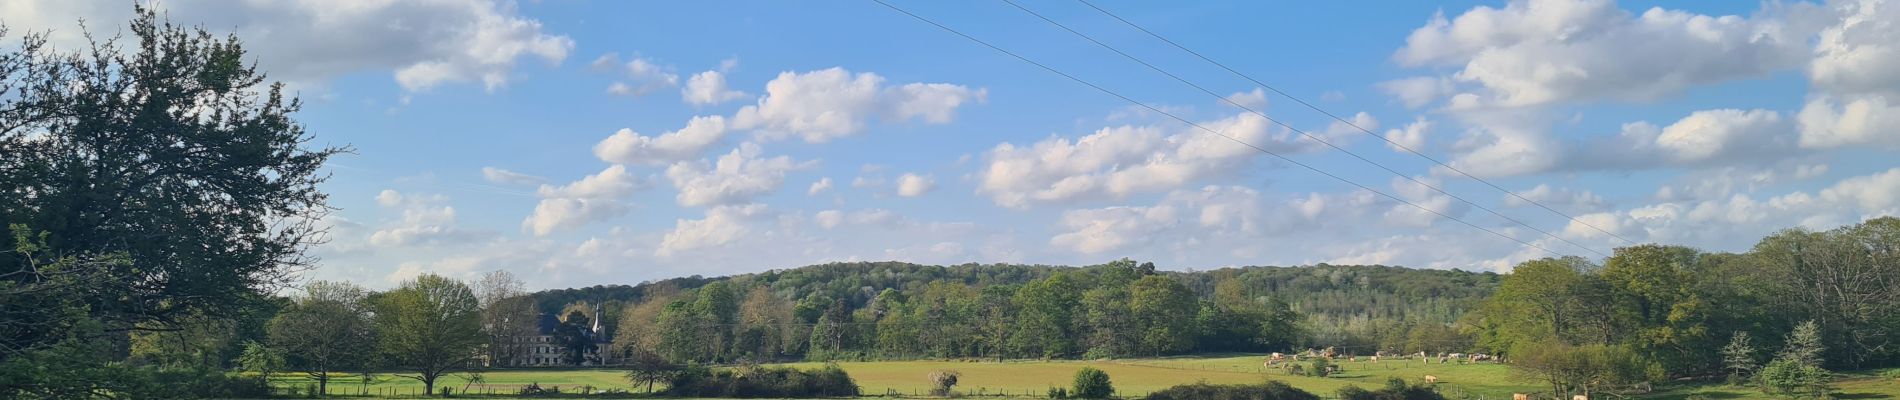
[555, 260, 1499, 364]
[1473, 217, 1900, 398]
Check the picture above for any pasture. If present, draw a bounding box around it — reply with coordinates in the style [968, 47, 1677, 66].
[267, 355, 1900, 398]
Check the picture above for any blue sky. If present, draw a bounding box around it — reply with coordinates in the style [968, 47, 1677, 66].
[9, 0, 1899, 289]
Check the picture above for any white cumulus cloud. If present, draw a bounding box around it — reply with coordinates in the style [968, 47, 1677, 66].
[682, 70, 748, 105]
[1392, 0, 1819, 107]
[732, 68, 985, 143]
[593, 116, 731, 165]
[522, 165, 647, 236]
[0, 0, 576, 93]
[895, 173, 935, 197]
[665, 143, 814, 207]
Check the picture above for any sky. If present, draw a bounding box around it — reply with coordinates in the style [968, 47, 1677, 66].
[5, 0, 1899, 290]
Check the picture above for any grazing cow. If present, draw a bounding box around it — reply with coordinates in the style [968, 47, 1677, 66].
[1512, 394, 1529, 400]
[1350, 356, 1359, 362]
[1573, 395, 1588, 400]
[1370, 356, 1379, 363]
[1423, 375, 1438, 385]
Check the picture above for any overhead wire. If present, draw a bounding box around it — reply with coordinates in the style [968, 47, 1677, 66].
[1069, 0, 1638, 247]
[865, 0, 1573, 258]
[997, 0, 1608, 258]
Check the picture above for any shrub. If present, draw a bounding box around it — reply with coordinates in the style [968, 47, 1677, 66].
[1049, 387, 1070, 399]
[1072, 367, 1114, 399]
[1310, 358, 1333, 378]
[1758, 359, 1829, 398]
[663, 363, 860, 398]
[1144, 380, 1318, 400]
[929, 369, 962, 396]
[116, 368, 272, 398]
[1336, 378, 1445, 400]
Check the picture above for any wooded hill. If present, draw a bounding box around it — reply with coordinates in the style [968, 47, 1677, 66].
[528, 216, 1900, 397]
[531, 260, 1502, 363]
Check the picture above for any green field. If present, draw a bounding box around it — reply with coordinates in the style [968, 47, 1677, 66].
[270, 355, 1900, 398]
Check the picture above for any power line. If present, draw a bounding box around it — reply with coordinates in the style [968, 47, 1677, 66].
[1070, 0, 1639, 247]
[866, 0, 1570, 259]
[998, 0, 1607, 259]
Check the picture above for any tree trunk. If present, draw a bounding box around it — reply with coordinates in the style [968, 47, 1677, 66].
[423, 376, 436, 397]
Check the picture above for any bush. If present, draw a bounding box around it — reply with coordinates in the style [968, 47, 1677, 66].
[121, 368, 273, 399]
[1049, 387, 1070, 399]
[1758, 359, 1829, 398]
[1310, 358, 1333, 378]
[928, 369, 961, 396]
[517, 382, 566, 397]
[1337, 378, 1445, 400]
[663, 363, 860, 398]
[1144, 380, 1318, 400]
[1072, 367, 1114, 399]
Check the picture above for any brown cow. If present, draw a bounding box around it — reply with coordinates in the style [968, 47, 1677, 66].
[1512, 394, 1528, 400]
[1423, 375, 1438, 385]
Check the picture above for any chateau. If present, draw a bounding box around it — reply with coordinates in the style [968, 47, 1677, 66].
[507, 310, 612, 367]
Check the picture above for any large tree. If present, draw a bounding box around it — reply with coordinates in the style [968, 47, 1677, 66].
[373, 274, 484, 396]
[269, 281, 373, 395]
[554, 310, 596, 365]
[1128, 275, 1198, 355]
[1748, 218, 1900, 367]
[0, 7, 340, 395]
[472, 271, 535, 367]
[1012, 273, 1081, 358]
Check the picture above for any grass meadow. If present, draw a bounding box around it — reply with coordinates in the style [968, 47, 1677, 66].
[268, 354, 1900, 398]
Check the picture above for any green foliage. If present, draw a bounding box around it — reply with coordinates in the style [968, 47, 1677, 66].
[1337, 378, 1446, 400]
[1, 6, 338, 395]
[1049, 386, 1070, 399]
[1072, 367, 1114, 399]
[1747, 218, 1900, 368]
[551, 259, 1498, 364]
[1130, 275, 1200, 355]
[1145, 380, 1319, 400]
[372, 273, 484, 395]
[1758, 321, 1833, 398]
[1722, 331, 1759, 385]
[1510, 340, 1659, 398]
[128, 313, 240, 370]
[554, 309, 597, 365]
[1778, 321, 1825, 368]
[1758, 358, 1829, 398]
[663, 363, 860, 398]
[622, 350, 682, 393]
[269, 280, 373, 394]
[1309, 358, 1334, 378]
[1601, 245, 1716, 372]
[0, 3, 342, 359]
[1015, 273, 1084, 358]
[236, 341, 285, 380]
